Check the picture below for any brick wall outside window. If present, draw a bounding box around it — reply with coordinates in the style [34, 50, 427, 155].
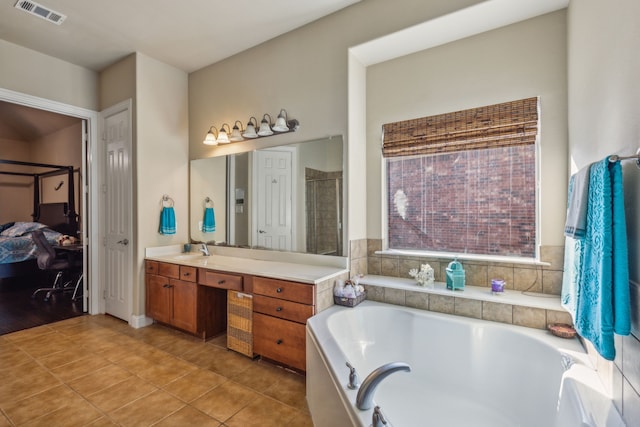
[387, 145, 536, 257]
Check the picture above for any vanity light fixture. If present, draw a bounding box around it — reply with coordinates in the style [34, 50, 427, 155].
[216, 123, 231, 144]
[203, 109, 299, 145]
[273, 109, 290, 132]
[257, 114, 274, 137]
[242, 117, 259, 139]
[230, 121, 245, 142]
[203, 126, 218, 145]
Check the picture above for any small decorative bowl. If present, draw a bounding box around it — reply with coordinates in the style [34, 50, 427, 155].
[548, 323, 577, 339]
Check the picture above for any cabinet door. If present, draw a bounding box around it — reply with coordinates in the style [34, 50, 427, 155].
[146, 274, 171, 324]
[170, 279, 198, 333]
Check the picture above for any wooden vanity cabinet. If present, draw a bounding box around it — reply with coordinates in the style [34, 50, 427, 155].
[252, 276, 315, 371]
[145, 260, 224, 338]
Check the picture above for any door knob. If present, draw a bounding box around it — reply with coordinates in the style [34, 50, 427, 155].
[117, 238, 129, 245]
[258, 230, 266, 234]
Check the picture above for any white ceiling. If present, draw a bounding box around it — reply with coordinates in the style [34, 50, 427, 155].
[0, 0, 361, 73]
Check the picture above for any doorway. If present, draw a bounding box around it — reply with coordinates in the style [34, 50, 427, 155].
[0, 88, 99, 328]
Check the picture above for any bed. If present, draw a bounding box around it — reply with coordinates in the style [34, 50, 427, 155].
[0, 159, 79, 279]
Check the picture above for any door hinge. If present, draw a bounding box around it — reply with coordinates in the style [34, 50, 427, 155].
[103, 289, 107, 299]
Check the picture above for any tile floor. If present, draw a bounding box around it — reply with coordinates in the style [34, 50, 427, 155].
[0, 315, 313, 426]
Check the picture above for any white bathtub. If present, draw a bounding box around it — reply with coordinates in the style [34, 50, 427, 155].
[306, 301, 625, 427]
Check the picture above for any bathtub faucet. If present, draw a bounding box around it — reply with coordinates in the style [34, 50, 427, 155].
[356, 361, 411, 410]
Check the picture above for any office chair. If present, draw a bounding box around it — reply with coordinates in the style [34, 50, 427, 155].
[30, 229, 82, 302]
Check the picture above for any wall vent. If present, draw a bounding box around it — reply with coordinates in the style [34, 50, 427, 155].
[14, 0, 66, 25]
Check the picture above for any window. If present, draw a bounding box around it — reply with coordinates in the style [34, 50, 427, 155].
[383, 98, 538, 258]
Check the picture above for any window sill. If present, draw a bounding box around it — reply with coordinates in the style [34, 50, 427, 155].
[360, 274, 562, 311]
[376, 249, 550, 266]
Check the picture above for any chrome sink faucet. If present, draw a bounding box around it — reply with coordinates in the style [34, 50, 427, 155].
[200, 243, 210, 256]
[356, 362, 411, 410]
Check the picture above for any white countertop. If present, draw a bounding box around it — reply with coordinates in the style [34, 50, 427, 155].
[145, 249, 348, 285]
[361, 274, 563, 311]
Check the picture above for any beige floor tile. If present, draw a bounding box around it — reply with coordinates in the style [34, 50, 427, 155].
[85, 416, 120, 426]
[1, 384, 79, 425]
[68, 363, 133, 396]
[37, 345, 96, 370]
[3, 324, 55, 343]
[285, 410, 315, 427]
[86, 376, 158, 412]
[153, 406, 221, 426]
[163, 368, 227, 402]
[224, 395, 298, 427]
[0, 368, 61, 404]
[21, 397, 104, 427]
[50, 354, 112, 382]
[14, 333, 76, 358]
[136, 356, 198, 387]
[192, 381, 260, 422]
[109, 389, 185, 427]
[263, 371, 309, 412]
[0, 412, 11, 427]
[0, 344, 32, 368]
[230, 361, 289, 393]
[183, 345, 254, 378]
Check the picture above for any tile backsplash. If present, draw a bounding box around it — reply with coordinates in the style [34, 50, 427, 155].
[354, 239, 564, 294]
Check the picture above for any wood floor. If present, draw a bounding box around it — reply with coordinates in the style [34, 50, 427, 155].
[0, 273, 84, 335]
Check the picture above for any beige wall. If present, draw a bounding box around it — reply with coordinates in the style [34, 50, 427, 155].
[567, 1, 640, 425]
[0, 40, 97, 110]
[135, 53, 189, 315]
[99, 52, 188, 317]
[0, 138, 32, 223]
[366, 11, 568, 247]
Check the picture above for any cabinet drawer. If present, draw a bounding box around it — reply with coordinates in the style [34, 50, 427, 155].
[201, 270, 243, 291]
[158, 262, 180, 279]
[179, 265, 197, 282]
[145, 261, 159, 275]
[253, 313, 306, 371]
[252, 277, 314, 305]
[253, 295, 313, 324]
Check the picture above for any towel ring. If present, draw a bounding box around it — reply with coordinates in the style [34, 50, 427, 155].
[204, 197, 214, 208]
[162, 194, 174, 207]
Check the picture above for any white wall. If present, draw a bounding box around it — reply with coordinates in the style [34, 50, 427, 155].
[366, 11, 568, 247]
[567, 1, 640, 424]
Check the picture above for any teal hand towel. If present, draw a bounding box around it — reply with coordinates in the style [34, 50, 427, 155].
[203, 207, 216, 233]
[159, 206, 176, 235]
[573, 158, 630, 361]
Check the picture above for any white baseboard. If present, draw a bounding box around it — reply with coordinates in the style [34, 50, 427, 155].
[130, 314, 153, 329]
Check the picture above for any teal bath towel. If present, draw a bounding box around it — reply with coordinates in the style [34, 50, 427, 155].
[159, 206, 176, 235]
[568, 158, 630, 360]
[203, 207, 216, 233]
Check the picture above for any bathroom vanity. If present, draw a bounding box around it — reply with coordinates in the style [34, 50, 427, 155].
[145, 246, 348, 371]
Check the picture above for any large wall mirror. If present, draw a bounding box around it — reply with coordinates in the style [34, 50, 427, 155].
[190, 135, 345, 256]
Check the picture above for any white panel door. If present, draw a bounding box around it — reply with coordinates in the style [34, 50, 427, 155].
[101, 102, 132, 322]
[254, 149, 293, 251]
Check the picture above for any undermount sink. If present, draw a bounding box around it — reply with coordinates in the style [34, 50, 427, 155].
[168, 253, 204, 260]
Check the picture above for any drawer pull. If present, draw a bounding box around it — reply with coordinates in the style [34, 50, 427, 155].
[276, 287, 283, 293]
[218, 280, 226, 285]
[276, 339, 283, 345]
[183, 272, 190, 276]
[276, 307, 283, 312]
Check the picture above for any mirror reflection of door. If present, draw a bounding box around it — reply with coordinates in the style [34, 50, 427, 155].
[253, 147, 296, 251]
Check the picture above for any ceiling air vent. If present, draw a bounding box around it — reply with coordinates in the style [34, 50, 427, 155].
[14, 0, 66, 25]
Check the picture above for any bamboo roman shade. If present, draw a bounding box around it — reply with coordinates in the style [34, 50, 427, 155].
[382, 97, 539, 158]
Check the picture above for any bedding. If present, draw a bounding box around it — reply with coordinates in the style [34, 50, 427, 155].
[0, 222, 62, 264]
